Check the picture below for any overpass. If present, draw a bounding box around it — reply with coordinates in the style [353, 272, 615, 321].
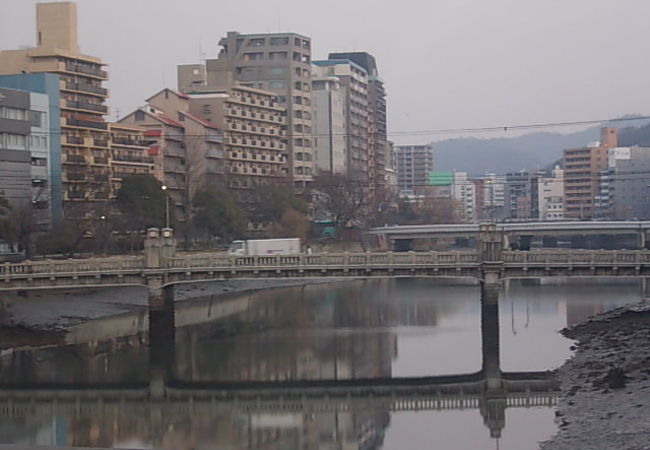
[366, 221, 650, 250]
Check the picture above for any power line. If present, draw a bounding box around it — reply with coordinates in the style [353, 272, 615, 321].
[15, 114, 650, 139]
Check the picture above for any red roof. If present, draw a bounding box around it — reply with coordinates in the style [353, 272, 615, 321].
[148, 145, 160, 156]
[158, 115, 184, 128]
[143, 129, 162, 137]
[182, 111, 219, 129]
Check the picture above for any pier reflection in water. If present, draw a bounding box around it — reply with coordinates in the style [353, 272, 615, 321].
[0, 278, 643, 449]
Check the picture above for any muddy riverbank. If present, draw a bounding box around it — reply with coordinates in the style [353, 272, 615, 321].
[0, 277, 362, 348]
[541, 301, 650, 450]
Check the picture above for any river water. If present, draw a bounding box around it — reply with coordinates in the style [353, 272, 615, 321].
[0, 278, 644, 449]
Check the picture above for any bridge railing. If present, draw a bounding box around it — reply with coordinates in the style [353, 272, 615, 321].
[0, 255, 144, 277]
[503, 250, 650, 265]
[166, 251, 480, 269]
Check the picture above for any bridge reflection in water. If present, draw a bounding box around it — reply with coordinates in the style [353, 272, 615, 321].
[0, 283, 559, 448]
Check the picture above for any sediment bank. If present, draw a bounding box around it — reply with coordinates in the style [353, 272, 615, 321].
[541, 301, 650, 450]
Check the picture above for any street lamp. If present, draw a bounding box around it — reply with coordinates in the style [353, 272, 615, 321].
[161, 185, 169, 229]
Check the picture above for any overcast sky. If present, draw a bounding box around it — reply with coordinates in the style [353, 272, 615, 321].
[2, 0, 650, 144]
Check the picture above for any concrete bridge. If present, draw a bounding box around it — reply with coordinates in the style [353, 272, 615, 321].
[366, 220, 650, 251]
[3, 226, 650, 298]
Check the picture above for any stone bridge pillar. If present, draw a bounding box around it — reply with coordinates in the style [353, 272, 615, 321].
[478, 223, 504, 289]
[143, 227, 177, 398]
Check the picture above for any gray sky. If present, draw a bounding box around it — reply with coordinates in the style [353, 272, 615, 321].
[2, 0, 650, 144]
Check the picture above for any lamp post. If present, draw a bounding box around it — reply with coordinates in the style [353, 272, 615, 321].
[161, 185, 169, 229]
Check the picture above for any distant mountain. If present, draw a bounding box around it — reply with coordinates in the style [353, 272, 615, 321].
[431, 117, 650, 175]
[431, 127, 600, 175]
[618, 122, 650, 147]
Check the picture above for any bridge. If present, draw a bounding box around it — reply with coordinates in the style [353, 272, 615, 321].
[366, 220, 650, 251]
[3, 226, 650, 297]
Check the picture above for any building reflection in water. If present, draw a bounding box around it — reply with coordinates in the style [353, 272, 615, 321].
[0, 279, 566, 449]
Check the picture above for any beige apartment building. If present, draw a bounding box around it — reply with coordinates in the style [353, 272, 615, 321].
[108, 123, 155, 195]
[181, 85, 286, 199]
[563, 127, 617, 219]
[178, 31, 313, 187]
[120, 89, 225, 223]
[0, 2, 111, 216]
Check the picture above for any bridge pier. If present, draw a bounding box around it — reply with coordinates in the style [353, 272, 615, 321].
[144, 227, 177, 399]
[479, 223, 504, 290]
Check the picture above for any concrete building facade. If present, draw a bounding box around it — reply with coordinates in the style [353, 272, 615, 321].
[563, 127, 617, 219]
[0, 2, 110, 217]
[328, 52, 387, 194]
[312, 59, 369, 183]
[120, 89, 225, 223]
[178, 31, 313, 187]
[108, 123, 156, 194]
[0, 79, 61, 228]
[394, 144, 434, 195]
[311, 65, 346, 174]
[597, 146, 650, 220]
[184, 85, 286, 198]
[452, 172, 477, 221]
[537, 166, 564, 221]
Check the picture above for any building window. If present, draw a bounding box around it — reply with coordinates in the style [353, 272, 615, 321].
[269, 51, 288, 60]
[242, 52, 264, 61]
[269, 80, 287, 89]
[134, 110, 144, 121]
[270, 37, 289, 45]
[29, 110, 45, 128]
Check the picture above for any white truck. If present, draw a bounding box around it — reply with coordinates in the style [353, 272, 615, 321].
[227, 238, 301, 256]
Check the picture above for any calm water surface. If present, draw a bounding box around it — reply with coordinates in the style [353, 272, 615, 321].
[0, 278, 644, 449]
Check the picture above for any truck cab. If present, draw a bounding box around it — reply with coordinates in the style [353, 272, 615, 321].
[227, 240, 246, 256]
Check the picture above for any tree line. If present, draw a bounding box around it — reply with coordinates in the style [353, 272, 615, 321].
[0, 173, 464, 258]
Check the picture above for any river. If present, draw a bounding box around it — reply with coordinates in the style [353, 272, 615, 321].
[0, 278, 644, 449]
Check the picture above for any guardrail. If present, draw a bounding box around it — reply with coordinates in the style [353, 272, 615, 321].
[2, 250, 650, 281]
[166, 251, 480, 269]
[0, 255, 144, 277]
[503, 250, 650, 265]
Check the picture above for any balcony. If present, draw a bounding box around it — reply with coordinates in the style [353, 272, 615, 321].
[113, 154, 154, 164]
[67, 191, 85, 200]
[66, 100, 108, 114]
[92, 173, 109, 182]
[93, 138, 109, 147]
[111, 137, 146, 147]
[65, 118, 108, 130]
[65, 173, 86, 181]
[64, 154, 86, 164]
[93, 157, 109, 165]
[65, 81, 108, 96]
[65, 136, 86, 145]
[64, 62, 108, 79]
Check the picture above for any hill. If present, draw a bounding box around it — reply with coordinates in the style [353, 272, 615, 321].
[431, 118, 650, 175]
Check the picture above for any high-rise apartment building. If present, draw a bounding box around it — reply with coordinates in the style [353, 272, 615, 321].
[596, 146, 650, 220]
[120, 89, 225, 223]
[537, 166, 564, 221]
[0, 74, 62, 228]
[178, 31, 313, 187]
[183, 85, 286, 199]
[563, 127, 617, 219]
[394, 144, 434, 195]
[329, 52, 387, 193]
[311, 65, 346, 174]
[0, 2, 110, 217]
[313, 59, 369, 183]
[108, 123, 156, 192]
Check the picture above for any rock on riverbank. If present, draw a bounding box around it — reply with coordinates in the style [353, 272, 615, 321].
[540, 301, 650, 450]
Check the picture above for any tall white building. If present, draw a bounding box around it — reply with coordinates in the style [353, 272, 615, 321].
[537, 166, 564, 221]
[483, 173, 506, 219]
[452, 171, 476, 221]
[311, 65, 346, 174]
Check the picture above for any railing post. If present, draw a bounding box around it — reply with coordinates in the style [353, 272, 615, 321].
[144, 228, 162, 269]
[478, 223, 504, 289]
